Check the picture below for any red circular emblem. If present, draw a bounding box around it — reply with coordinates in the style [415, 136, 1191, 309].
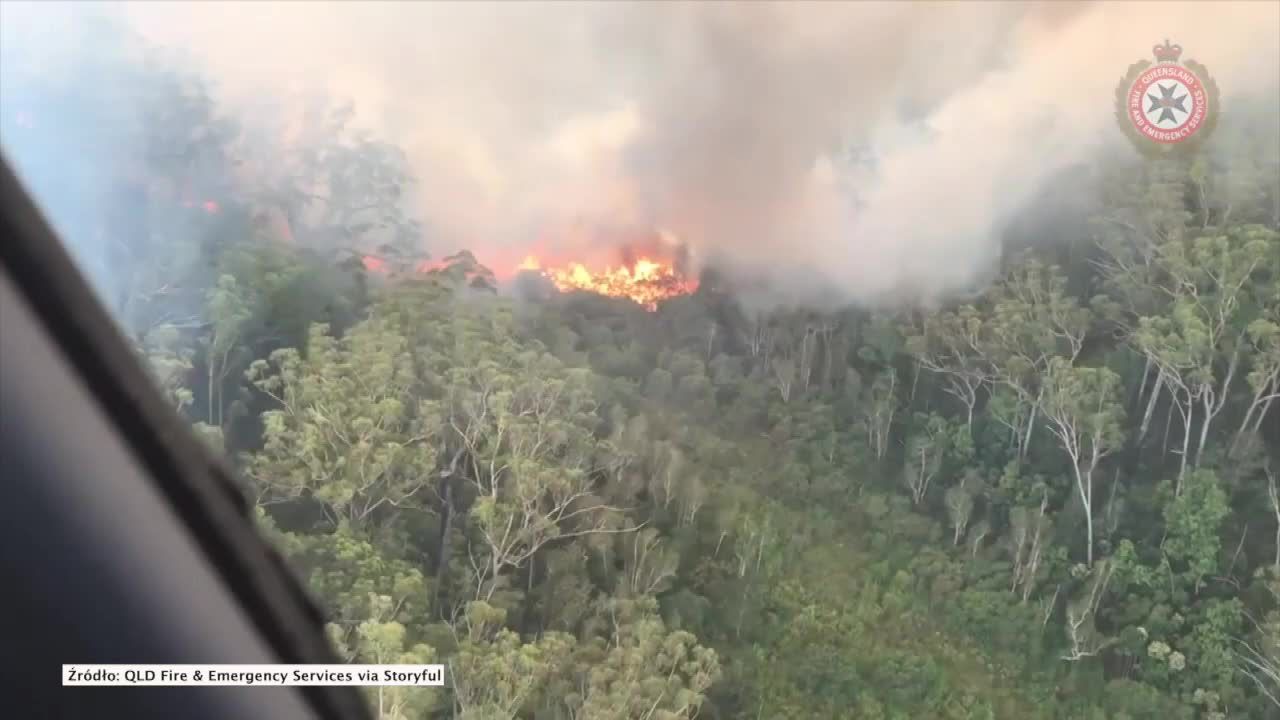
[1126, 64, 1210, 144]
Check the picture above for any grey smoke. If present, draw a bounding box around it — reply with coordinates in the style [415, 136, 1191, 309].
[3, 1, 1278, 307]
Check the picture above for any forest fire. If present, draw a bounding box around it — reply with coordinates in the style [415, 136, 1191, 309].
[360, 231, 698, 310]
[516, 255, 697, 310]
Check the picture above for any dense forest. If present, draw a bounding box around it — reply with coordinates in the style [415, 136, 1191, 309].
[5, 32, 1280, 720]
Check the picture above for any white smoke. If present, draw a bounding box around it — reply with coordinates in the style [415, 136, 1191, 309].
[4, 1, 1278, 306]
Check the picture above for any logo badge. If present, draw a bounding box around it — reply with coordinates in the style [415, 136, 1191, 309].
[1115, 40, 1220, 155]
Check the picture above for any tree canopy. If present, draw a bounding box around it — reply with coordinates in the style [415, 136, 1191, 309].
[17, 40, 1280, 720]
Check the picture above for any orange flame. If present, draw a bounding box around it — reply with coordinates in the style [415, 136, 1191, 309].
[518, 255, 696, 310]
[359, 244, 698, 310]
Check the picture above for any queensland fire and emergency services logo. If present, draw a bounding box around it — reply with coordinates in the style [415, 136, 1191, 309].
[1115, 40, 1219, 155]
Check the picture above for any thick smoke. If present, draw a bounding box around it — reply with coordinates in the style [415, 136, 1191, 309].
[3, 1, 1279, 307]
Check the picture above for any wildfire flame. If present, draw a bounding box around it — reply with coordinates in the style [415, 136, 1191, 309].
[518, 255, 697, 310]
[359, 235, 698, 311]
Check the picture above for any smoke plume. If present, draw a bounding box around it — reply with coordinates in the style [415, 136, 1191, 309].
[3, 1, 1278, 307]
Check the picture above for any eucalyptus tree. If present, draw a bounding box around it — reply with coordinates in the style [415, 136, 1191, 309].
[906, 305, 990, 436]
[902, 412, 970, 506]
[246, 318, 440, 528]
[1041, 359, 1125, 567]
[567, 596, 720, 720]
[856, 368, 899, 461]
[1130, 224, 1274, 484]
[414, 298, 640, 602]
[981, 260, 1092, 461]
[1235, 276, 1280, 454]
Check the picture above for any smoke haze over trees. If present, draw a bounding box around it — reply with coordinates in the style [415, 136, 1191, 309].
[3, 2, 1280, 718]
[5, 1, 1277, 307]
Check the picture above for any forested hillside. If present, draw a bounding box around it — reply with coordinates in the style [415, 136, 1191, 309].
[6, 35, 1280, 720]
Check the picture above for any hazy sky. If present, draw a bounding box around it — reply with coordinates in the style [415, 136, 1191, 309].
[3, 1, 1278, 305]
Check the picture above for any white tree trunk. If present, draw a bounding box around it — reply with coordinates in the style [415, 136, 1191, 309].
[1138, 367, 1163, 443]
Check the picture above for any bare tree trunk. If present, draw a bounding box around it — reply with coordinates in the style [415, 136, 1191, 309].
[1178, 394, 1193, 495]
[1138, 367, 1163, 444]
[1134, 353, 1153, 414]
[1268, 466, 1280, 574]
[1197, 387, 1213, 469]
[965, 396, 975, 439]
[1162, 395, 1175, 457]
[1021, 396, 1038, 461]
[1021, 493, 1050, 603]
[1234, 373, 1277, 454]
[1196, 351, 1238, 466]
[1082, 467, 1094, 569]
[1257, 397, 1276, 438]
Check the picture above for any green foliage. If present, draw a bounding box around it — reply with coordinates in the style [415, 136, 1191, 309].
[450, 602, 577, 719]
[105, 63, 1280, 718]
[567, 596, 719, 720]
[1162, 470, 1229, 588]
[246, 318, 440, 529]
